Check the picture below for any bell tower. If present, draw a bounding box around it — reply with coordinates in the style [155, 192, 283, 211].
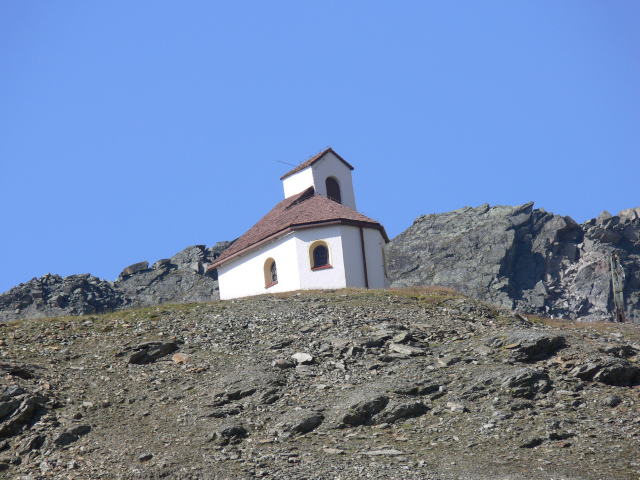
[280, 148, 357, 210]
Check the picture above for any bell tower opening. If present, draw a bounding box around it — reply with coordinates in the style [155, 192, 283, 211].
[325, 177, 341, 204]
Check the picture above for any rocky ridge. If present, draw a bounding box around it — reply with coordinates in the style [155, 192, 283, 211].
[0, 242, 233, 323]
[388, 203, 640, 323]
[0, 289, 638, 479]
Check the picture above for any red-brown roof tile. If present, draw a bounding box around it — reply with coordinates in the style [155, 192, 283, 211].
[280, 148, 354, 180]
[209, 189, 388, 269]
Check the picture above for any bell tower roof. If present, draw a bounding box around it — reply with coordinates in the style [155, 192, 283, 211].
[280, 147, 354, 180]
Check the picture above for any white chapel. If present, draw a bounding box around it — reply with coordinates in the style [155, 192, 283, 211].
[209, 148, 390, 300]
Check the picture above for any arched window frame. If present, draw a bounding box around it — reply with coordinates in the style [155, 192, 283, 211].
[325, 176, 342, 204]
[264, 257, 278, 288]
[309, 240, 332, 271]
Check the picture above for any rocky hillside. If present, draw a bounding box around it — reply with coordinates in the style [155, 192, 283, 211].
[0, 289, 638, 479]
[0, 242, 233, 323]
[388, 203, 640, 323]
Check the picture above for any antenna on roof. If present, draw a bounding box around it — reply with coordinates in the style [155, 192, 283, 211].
[277, 160, 297, 167]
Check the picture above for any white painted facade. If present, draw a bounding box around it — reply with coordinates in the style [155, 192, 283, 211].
[216, 149, 389, 300]
[217, 225, 390, 300]
[338, 225, 389, 289]
[282, 151, 357, 210]
[217, 233, 300, 300]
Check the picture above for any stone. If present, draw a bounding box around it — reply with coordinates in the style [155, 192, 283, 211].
[476, 346, 493, 356]
[600, 229, 621, 244]
[210, 424, 248, 446]
[485, 331, 565, 362]
[272, 359, 295, 369]
[119, 261, 149, 277]
[322, 447, 345, 455]
[391, 332, 412, 344]
[341, 394, 389, 426]
[372, 400, 428, 424]
[138, 453, 153, 462]
[438, 355, 461, 367]
[172, 353, 192, 364]
[291, 352, 313, 365]
[570, 363, 600, 380]
[17, 435, 45, 454]
[151, 259, 171, 270]
[127, 342, 178, 364]
[602, 395, 621, 407]
[501, 368, 551, 399]
[388, 343, 424, 356]
[362, 449, 404, 456]
[446, 402, 469, 413]
[519, 437, 544, 448]
[366, 333, 392, 348]
[592, 358, 639, 386]
[275, 410, 324, 436]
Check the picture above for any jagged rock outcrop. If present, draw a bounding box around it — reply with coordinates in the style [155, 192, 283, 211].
[113, 242, 232, 309]
[388, 203, 640, 322]
[0, 274, 127, 321]
[0, 241, 233, 322]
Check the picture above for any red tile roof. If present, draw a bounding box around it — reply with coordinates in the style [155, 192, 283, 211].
[280, 147, 354, 180]
[209, 188, 388, 269]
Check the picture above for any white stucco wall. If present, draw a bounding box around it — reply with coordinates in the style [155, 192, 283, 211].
[283, 167, 314, 199]
[217, 224, 389, 300]
[362, 227, 390, 289]
[294, 226, 348, 290]
[281, 152, 356, 210]
[339, 225, 390, 289]
[340, 225, 367, 288]
[217, 234, 300, 300]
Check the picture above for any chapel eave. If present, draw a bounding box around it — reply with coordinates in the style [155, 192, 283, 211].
[207, 219, 388, 271]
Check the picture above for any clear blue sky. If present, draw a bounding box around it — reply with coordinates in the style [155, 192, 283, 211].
[1, 2, 639, 294]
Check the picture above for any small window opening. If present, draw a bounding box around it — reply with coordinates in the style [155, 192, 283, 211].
[309, 240, 332, 271]
[264, 258, 278, 288]
[313, 245, 329, 268]
[325, 177, 341, 204]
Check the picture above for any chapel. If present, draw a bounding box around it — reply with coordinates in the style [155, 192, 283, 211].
[209, 148, 390, 300]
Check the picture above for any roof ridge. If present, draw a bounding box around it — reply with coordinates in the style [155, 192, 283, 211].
[280, 148, 354, 180]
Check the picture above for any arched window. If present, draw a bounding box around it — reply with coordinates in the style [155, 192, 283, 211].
[309, 241, 332, 270]
[325, 177, 342, 204]
[264, 258, 278, 288]
[314, 246, 329, 267]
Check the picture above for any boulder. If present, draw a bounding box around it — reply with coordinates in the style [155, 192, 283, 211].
[275, 409, 324, 436]
[127, 342, 178, 365]
[500, 368, 551, 399]
[592, 358, 639, 386]
[210, 424, 248, 446]
[119, 261, 149, 277]
[371, 400, 428, 424]
[485, 331, 566, 362]
[340, 394, 389, 427]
